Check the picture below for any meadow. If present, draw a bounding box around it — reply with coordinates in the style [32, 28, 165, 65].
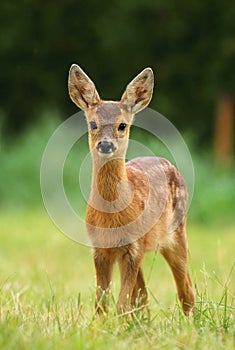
[0, 115, 234, 349]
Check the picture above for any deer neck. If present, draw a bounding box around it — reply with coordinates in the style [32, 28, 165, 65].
[90, 157, 131, 205]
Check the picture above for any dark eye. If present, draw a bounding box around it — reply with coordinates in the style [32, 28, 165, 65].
[90, 121, 97, 130]
[118, 123, 127, 131]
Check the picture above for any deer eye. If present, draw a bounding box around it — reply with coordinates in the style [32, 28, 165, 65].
[90, 121, 97, 130]
[118, 123, 127, 131]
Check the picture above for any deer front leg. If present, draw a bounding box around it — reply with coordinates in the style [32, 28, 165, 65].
[117, 248, 143, 313]
[131, 267, 148, 307]
[93, 248, 115, 314]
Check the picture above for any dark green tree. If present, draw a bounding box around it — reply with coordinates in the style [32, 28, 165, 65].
[0, 0, 234, 143]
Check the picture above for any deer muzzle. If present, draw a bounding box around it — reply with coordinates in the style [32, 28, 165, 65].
[96, 141, 116, 155]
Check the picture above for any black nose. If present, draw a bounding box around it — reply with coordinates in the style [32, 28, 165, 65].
[97, 141, 115, 154]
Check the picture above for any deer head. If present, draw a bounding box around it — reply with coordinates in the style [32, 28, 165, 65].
[68, 64, 154, 159]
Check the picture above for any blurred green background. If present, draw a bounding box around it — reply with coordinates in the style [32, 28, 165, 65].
[1, 1, 235, 139]
[0, 3, 234, 348]
[0, 0, 234, 224]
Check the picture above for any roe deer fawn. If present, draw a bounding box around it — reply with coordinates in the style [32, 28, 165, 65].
[68, 64, 195, 315]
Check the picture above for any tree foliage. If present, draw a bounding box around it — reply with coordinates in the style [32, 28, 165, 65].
[0, 0, 234, 142]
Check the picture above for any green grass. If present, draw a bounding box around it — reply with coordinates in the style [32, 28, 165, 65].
[0, 210, 234, 350]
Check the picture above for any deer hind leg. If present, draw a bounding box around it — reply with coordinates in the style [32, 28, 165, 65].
[161, 226, 195, 315]
[93, 248, 115, 314]
[117, 247, 143, 313]
[131, 267, 148, 307]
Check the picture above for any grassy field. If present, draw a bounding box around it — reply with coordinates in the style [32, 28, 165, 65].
[0, 210, 234, 350]
[0, 116, 235, 349]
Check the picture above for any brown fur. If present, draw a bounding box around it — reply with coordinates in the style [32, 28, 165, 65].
[68, 65, 195, 315]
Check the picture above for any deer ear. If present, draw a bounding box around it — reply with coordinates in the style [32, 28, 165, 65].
[121, 68, 154, 114]
[68, 64, 101, 110]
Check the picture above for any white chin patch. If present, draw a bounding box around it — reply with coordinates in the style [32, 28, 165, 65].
[98, 151, 114, 158]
